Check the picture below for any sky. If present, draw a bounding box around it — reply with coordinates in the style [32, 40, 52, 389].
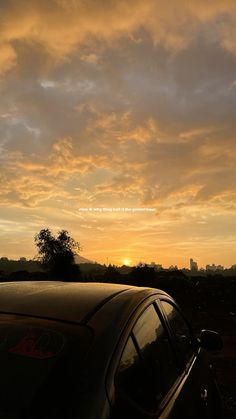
[1, 0, 236, 268]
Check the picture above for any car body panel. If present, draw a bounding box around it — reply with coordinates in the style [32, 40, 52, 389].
[0, 281, 137, 324]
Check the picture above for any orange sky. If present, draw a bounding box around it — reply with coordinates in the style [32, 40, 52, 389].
[1, 0, 236, 268]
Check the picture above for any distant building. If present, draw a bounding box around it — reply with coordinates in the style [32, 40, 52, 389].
[148, 262, 163, 271]
[190, 258, 198, 272]
[206, 264, 224, 272]
[19, 257, 27, 262]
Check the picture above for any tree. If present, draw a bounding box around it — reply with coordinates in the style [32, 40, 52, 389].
[103, 264, 121, 283]
[34, 228, 81, 281]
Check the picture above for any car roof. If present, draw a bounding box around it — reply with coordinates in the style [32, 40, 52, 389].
[0, 281, 168, 325]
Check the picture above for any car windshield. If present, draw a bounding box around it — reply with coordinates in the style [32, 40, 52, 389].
[0, 313, 93, 419]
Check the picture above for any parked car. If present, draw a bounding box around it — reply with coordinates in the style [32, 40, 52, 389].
[0, 281, 222, 418]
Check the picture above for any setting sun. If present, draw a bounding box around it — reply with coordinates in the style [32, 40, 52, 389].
[122, 258, 132, 266]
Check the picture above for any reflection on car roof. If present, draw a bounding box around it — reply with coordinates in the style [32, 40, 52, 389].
[0, 281, 163, 325]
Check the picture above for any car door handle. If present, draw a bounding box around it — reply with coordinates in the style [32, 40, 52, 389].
[201, 389, 208, 402]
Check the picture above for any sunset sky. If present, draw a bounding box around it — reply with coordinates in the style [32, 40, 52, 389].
[1, 0, 236, 268]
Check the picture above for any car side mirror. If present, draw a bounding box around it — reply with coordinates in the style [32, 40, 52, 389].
[199, 329, 223, 351]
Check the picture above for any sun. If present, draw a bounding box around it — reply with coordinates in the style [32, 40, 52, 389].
[122, 258, 131, 266]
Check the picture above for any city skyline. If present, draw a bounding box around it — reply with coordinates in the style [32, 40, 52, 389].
[0, 253, 235, 271]
[1, 1, 236, 267]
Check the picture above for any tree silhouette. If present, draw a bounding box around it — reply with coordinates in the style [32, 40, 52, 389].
[103, 264, 121, 283]
[34, 228, 81, 281]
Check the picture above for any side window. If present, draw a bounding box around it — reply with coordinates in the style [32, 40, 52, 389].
[114, 304, 179, 414]
[115, 337, 145, 406]
[160, 301, 195, 365]
[133, 304, 179, 407]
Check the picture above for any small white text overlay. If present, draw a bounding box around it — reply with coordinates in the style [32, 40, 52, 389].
[78, 207, 156, 213]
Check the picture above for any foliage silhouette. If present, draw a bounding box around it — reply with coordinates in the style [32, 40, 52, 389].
[103, 264, 121, 283]
[34, 228, 81, 281]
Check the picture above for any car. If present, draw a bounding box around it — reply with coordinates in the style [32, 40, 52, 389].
[0, 281, 222, 419]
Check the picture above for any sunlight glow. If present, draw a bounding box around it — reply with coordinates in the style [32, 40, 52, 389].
[122, 258, 132, 266]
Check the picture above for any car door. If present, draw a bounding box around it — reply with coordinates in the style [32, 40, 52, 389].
[158, 298, 220, 419]
[109, 300, 190, 419]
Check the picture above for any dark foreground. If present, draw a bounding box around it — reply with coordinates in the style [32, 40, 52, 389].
[1, 269, 235, 417]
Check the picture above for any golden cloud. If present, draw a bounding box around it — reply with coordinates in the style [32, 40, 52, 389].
[1, 0, 236, 75]
[0, 43, 17, 74]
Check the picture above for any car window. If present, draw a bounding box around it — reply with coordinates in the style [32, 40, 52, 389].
[160, 300, 195, 365]
[115, 336, 149, 408]
[133, 304, 179, 406]
[114, 304, 180, 414]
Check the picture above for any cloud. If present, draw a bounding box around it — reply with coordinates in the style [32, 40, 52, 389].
[0, 137, 115, 208]
[1, 0, 236, 76]
[0, 43, 17, 74]
[1, 1, 236, 265]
